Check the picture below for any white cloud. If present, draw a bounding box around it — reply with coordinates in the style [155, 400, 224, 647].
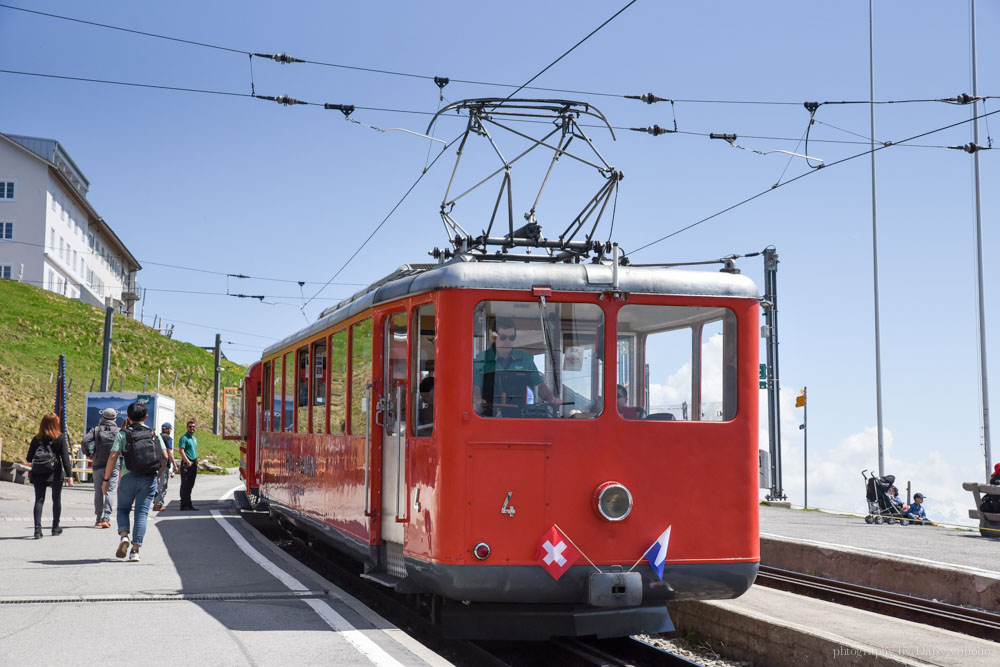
[760, 391, 982, 527]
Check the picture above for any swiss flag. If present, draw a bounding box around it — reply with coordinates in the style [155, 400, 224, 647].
[535, 525, 581, 580]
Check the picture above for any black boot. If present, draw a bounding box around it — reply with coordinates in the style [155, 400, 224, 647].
[52, 524, 63, 536]
[33, 526, 43, 539]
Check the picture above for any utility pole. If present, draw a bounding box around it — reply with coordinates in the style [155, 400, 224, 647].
[762, 247, 785, 500]
[970, 0, 992, 480]
[797, 387, 807, 508]
[100, 297, 113, 392]
[869, 0, 886, 478]
[213, 333, 222, 435]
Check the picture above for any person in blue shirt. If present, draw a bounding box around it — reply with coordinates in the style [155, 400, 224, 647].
[904, 493, 934, 525]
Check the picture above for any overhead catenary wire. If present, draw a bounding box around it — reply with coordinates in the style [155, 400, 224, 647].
[1, 239, 366, 286]
[300, 131, 464, 311]
[0, 69, 972, 152]
[3, 4, 994, 109]
[629, 107, 1000, 256]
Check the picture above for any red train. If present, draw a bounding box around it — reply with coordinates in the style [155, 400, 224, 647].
[238, 256, 760, 639]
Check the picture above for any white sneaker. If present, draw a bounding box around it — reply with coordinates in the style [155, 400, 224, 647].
[115, 536, 130, 559]
[128, 548, 141, 562]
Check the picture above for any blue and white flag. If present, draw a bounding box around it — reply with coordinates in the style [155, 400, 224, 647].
[644, 526, 672, 580]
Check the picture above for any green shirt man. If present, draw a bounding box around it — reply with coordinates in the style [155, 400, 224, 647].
[473, 317, 557, 417]
[178, 419, 199, 511]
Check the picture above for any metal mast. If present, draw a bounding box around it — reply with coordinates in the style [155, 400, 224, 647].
[869, 0, 886, 476]
[763, 248, 784, 500]
[971, 0, 992, 478]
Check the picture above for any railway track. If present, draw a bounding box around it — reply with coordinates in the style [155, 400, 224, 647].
[757, 565, 1000, 641]
[243, 509, 701, 665]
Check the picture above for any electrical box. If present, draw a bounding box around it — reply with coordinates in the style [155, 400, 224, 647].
[758, 449, 771, 489]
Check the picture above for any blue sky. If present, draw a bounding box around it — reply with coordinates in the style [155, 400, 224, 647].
[1, 1, 997, 524]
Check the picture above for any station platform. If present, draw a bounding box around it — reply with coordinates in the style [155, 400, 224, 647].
[0, 472, 449, 666]
[669, 504, 999, 666]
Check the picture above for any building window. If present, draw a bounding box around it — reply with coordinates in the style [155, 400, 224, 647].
[0, 265, 11, 279]
[0, 222, 12, 240]
[0, 181, 14, 200]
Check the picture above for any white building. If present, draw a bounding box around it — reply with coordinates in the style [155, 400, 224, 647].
[0, 132, 140, 316]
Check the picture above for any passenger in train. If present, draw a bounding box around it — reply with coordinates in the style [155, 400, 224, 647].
[617, 384, 641, 420]
[416, 376, 434, 435]
[473, 317, 559, 417]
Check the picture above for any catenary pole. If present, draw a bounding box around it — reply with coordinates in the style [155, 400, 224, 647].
[763, 248, 784, 500]
[801, 387, 808, 508]
[970, 0, 992, 479]
[100, 297, 113, 392]
[869, 0, 886, 476]
[213, 333, 222, 435]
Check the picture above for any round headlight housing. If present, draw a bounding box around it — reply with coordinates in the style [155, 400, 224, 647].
[594, 481, 633, 521]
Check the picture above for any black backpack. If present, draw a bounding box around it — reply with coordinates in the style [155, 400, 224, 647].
[123, 426, 162, 475]
[89, 424, 118, 467]
[30, 437, 59, 478]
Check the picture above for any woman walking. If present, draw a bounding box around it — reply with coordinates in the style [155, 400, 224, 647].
[26, 413, 74, 539]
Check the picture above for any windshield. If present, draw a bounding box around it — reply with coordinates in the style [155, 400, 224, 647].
[472, 300, 604, 419]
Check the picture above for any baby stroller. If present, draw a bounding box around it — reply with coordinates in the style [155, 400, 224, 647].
[862, 470, 907, 524]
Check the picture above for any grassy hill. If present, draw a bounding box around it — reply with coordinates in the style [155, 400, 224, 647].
[0, 279, 248, 468]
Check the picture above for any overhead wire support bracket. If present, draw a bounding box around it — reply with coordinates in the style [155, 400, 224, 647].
[631, 125, 676, 136]
[324, 103, 355, 117]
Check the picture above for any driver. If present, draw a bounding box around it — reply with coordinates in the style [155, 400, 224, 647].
[473, 317, 559, 417]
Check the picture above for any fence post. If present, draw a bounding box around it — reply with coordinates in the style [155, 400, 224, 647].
[173, 371, 178, 388]
[143, 374, 148, 391]
[186, 373, 193, 388]
[90, 379, 95, 392]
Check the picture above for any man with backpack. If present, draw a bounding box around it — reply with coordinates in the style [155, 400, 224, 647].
[100, 403, 169, 562]
[81, 408, 120, 528]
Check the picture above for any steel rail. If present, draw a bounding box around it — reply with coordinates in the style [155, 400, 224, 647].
[757, 565, 1000, 641]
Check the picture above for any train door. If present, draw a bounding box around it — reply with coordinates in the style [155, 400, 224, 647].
[380, 311, 408, 576]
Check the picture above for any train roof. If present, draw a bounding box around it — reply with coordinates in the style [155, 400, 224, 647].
[263, 260, 759, 357]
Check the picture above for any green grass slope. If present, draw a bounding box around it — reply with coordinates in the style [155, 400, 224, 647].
[0, 279, 248, 468]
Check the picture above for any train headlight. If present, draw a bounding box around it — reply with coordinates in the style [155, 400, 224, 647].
[594, 481, 633, 521]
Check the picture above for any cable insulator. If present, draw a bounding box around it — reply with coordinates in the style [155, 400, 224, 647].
[257, 95, 307, 106]
[324, 103, 355, 117]
[803, 101, 820, 114]
[710, 132, 737, 145]
[949, 142, 988, 154]
[626, 93, 669, 104]
[254, 52, 304, 64]
[434, 76, 449, 89]
[630, 125, 674, 136]
[945, 93, 980, 104]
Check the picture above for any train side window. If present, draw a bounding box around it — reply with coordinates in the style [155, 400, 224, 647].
[312, 338, 327, 434]
[296, 346, 309, 433]
[329, 331, 348, 434]
[350, 319, 373, 435]
[616, 306, 737, 422]
[283, 351, 295, 431]
[272, 355, 284, 431]
[261, 360, 272, 432]
[472, 300, 604, 419]
[412, 304, 435, 436]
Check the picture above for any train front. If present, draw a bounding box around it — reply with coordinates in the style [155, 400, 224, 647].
[407, 263, 760, 639]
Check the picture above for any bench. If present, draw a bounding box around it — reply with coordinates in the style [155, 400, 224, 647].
[0, 461, 31, 485]
[962, 482, 1000, 537]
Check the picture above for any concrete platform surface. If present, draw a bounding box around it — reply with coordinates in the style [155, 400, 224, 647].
[672, 585, 998, 667]
[0, 473, 450, 667]
[760, 504, 999, 574]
